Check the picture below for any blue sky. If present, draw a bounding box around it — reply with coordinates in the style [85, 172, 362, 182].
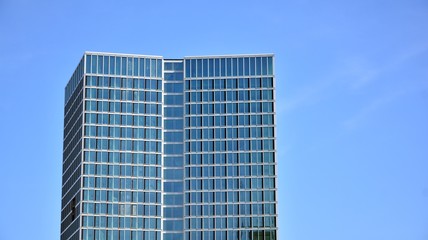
[0, 0, 427, 239]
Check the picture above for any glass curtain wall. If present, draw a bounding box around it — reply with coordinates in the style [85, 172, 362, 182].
[163, 60, 185, 240]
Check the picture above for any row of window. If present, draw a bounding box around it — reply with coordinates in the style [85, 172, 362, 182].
[85, 88, 162, 102]
[185, 152, 275, 165]
[85, 113, 161, 127]
[185, 102, 274, 115]
[85, 126, 162, 140]
[82, 228, 277, 240]
[86, 76, 162, 89]
[185, 89, 273, 102]
[184, 230, 277, 240]
[187, 118, 273, 134]
[85, 101, 162, 115]
[82, 206, 276, 227]
[83, 189, 161, 203]
[184, 177, 275, 191]
[83, 216, 161, 230]
[185, 177, 275, 192]
[184, 203, 276, 218]
[169, 140, 276, 155]
[82, 202, 161, 216]
[84, 138, 161, 152]
[83, 151, 274, 166]
[186, 127, 274, 140]
[82, 229, 160, 240]
[175, 96, 276, 109]
[85, 101, 274, 117]
[83, 164, 161, 178]
[184, 177, 275, 190]
[83, 175, 161, 190]
[183, 165, 275, 179]
[84, 151, 161, 165]
[83, 177, 160, 191]
[185, 216, 276, 230]
[164, 178, 276, 193]
[185, 139, 275, 152]
[185, 190, 275, 204]
[185, 77, 273, 90]
[86, 55, 162, 78]
[184, 57, 273, 78]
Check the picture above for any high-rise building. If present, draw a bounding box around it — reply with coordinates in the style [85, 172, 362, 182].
[61, 52, 277, 240]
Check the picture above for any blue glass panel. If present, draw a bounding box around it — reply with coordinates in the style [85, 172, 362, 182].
[115, 57, 121, 75]
[226, 58, 231, 76]
[237, 57, 244, 76]
[165, 95, 183, 105]
[220, 58, 225, 76]
[164, 169, 183, 180]
[185, 60, 190, 78]
[133, 58, 139, 76]
[267, 56, 273, 75]
[151, 59, 157, 77]
[164, 182, 183, 192]
[86, 55, 91, 73]
[256, 57, 262, 75]
[164, 233, 183, 240]
[196, 59, 202, 78]
[145, 59, 151, 77]
[261, 57, 268, 75]
[157, 59, 162, 77]
[230, 58, 237, 76]
[102, 56, 108, 74]
[202, 59, 208, 77]
[139, 58, 145, 76]
[164, 132, 183, 142]
[164, 220, 183, 231]
[164, 157, 183, 167]
[250, 57, 256, 76]
[121, 57, 127, 76]
[108, 56, 114, 75]
[164, 144, 183, 155]
[164, 107, 183, 117]
[91, 55, 97, 74]
[165, 73, 183, 81]
[214, 58, 220, 77]
[244, 57, 250, 76]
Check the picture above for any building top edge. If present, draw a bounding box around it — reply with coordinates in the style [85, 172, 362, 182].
[83, 51, 274, 59]
[84, 51, 163, 58]
[184, 53, 275, 59]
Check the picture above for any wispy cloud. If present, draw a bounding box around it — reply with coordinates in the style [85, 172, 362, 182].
[277, 72, 340, 114]
[342, 90, 405, 129]
[342, 83, 428, 130]
[348, 44, 428, 89]
[342, 44, 428, 129]
[279, 43, 428, 116]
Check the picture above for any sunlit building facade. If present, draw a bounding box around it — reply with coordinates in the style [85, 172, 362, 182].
[61, 52, 277, 240]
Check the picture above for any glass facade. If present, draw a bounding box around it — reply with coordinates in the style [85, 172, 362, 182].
[62, 52, 277, 240]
